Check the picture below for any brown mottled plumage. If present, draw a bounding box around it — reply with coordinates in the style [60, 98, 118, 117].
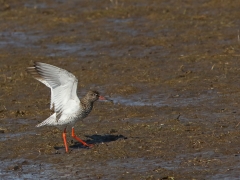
[80, 90, 100, 119]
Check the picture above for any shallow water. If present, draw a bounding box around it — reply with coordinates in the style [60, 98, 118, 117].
[112, 89, 218, 107]
[0, 159, 53, 180]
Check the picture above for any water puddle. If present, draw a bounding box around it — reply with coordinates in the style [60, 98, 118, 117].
[0, 31, 46, 49]
[0, 119, 36, 142]
[0, 131, 36, 142]
[24, 2, 47, 9]
[46, 41, 111, 57]
[111, 90, 218, 108]
[0, 159, 58, 180]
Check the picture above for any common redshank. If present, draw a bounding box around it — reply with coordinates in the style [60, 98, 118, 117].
[27, 62, 105, 153]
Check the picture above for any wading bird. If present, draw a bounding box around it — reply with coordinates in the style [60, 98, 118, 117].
[27, 62, 105, 153]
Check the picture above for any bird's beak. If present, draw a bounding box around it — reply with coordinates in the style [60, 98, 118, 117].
[99, 96, 106, 100]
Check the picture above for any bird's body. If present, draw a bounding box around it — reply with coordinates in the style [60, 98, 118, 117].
[27, 62, 105, 152]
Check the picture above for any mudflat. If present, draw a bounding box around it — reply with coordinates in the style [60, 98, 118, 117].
[0, 0, 239, 179]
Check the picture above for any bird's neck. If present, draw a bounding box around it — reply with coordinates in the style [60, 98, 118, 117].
[80, 97, 93, 112]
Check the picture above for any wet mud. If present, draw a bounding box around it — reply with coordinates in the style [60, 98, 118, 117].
[0, 0, 240, 179]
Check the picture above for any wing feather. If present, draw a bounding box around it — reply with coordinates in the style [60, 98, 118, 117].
[27, 62, 79, 120]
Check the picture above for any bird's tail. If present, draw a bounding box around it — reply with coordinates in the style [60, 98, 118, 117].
[36, 113, 57, 127]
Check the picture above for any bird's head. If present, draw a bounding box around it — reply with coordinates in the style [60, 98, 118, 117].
[86, 90, 105, 103]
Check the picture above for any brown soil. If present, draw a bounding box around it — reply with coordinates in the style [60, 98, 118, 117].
[0, 0, 239, 179]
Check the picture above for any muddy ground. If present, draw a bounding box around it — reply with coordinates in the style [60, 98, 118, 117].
[0, 0, 239, 179]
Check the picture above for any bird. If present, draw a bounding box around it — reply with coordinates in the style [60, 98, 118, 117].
[26, 62, 105, 153]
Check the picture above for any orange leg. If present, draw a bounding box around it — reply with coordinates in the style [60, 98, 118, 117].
[71, 127, 93, 147]
[62, 128, 69, 153]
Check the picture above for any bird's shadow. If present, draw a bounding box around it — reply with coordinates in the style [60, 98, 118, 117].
[54, 134, 127, 150]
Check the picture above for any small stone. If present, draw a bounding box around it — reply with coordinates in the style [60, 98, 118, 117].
[109, 129, 117, 133]
[13, 165, 20, 171]
[0, 129, 5, 133]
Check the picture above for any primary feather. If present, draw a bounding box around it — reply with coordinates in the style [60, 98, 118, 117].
[27, 62, 80, 124]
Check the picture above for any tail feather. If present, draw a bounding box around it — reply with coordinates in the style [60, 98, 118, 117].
[36, 113, 56, 127]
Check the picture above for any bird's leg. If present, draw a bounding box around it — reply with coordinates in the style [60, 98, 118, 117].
[71, 127, 93, 147]
[62, 128, 69, 153]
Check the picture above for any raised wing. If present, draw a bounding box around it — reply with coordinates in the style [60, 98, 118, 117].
[27, 67, 54, 109]
[27, 62, 79, 120]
